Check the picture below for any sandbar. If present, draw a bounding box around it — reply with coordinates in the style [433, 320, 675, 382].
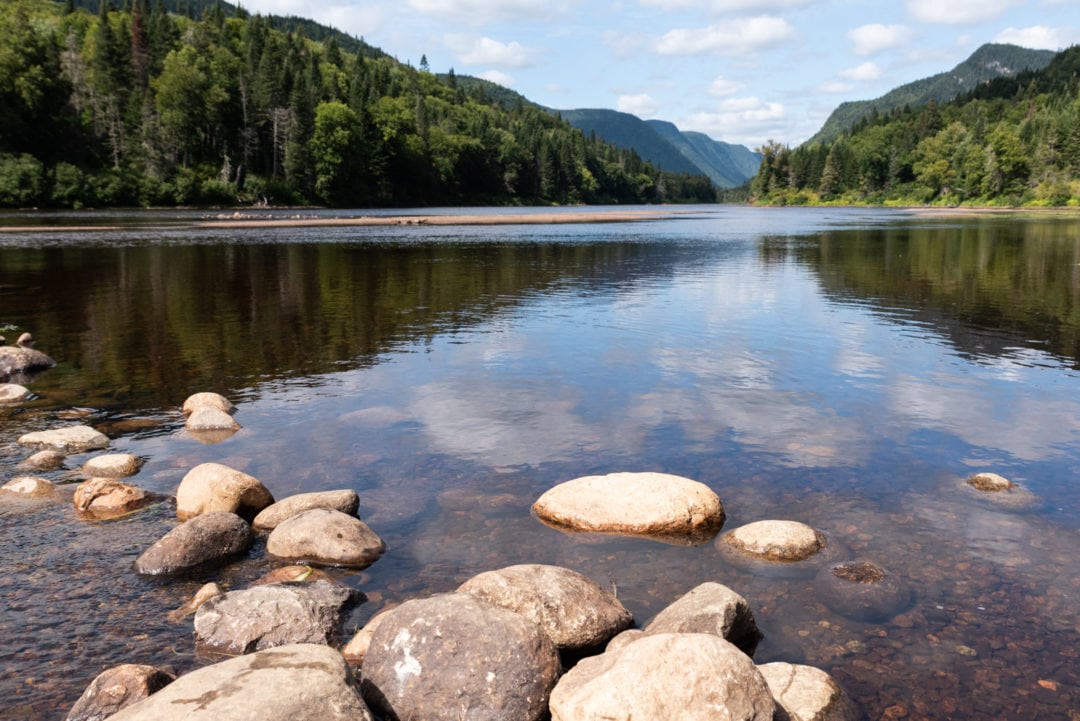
[196, 209, 680, 229]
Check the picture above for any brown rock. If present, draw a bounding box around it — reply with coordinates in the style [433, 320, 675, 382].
[605, 628, 644, 653]
[1, 475, 55, 497]
[81, 453, 142, 479]
[722, 520, 826, 561]
[134, 511, 253, 576]
[74, 478, 151, 520]
[341, 608, 392, 667]
[643, 582, 762, 655]
[758, 662, 860, 721]
[252, 490, 360, 531]
[175, 462, 273, 521]
[17, 449, 65, 472]
[361, 593, 561, 721]
[457, 564, 633, 650]
[65, 664, 175, 721]
[966, 472, 1013, 491]
[251, 565, 336, 586]
[181, 392, 236, 416]
[267, 508, 385, 569]
[814, 561, 912, 622]
[549, 633, 775, 721]
[18, 425, 109, 453]
[166, 582, 224, 623]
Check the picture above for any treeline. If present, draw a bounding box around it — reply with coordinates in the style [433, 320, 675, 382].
[752, 45, 1080, 207]
[0, 0, 716, 208]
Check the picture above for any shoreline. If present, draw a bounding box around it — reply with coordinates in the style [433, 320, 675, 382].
[195, 209, 683, 228]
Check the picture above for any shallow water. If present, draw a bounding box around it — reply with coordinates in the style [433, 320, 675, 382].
[1, 206, 1078, 720]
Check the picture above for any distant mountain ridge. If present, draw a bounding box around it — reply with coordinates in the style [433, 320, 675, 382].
[807, 43, 1056, 145]
[556, 109, 761, 188]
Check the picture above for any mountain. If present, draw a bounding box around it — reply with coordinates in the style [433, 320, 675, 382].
[807, 43, 1057, 145]
[557, 109, 760, 188]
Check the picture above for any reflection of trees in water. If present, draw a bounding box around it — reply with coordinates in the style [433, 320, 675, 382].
[766, 220, 1080, 367]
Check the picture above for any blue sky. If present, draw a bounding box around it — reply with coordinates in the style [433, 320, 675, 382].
[239, 0, 1080, 149]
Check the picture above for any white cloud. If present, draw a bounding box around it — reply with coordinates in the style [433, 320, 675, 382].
[603, 30, 652, 60]
[819, 80, 854, 93]
[848, 24, 913, 56]
[839, 61, 882, 81]
[681, 96, 787, 147]
[709, 75, 745, 96]
[994, 25, 1078, 50]
[409, 0, 555, 23]
[906, 0, 1019, 25]
[657, 16, 796, 56]
[477, 70, 516, 87]
[641, 0, 810, 11]
[616, 93, 660, 117]
[445, 36, 536, 68]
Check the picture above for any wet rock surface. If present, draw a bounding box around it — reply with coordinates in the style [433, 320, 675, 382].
[0, 383, 31, 403]
[267, 508, 385, 568]
[65, 664, 175, 721]
[549, 632, 776, 721]
[175, 462, 274, 521]
[251, 564, 336, 586]
[73, 478, 151, 519]
[184, 406, 241, 433]
[758, 662, 860, 721]
[166, 582, 223, 623]
[643, 581, 763, 655]
[457, 563, 633, 650]
[104, 644, 373, 721]
[1, 475, 55, 497]
[252, 489, 360, 531]
[18, 425, 109, 453]
[814, 561, 913, 622]
[361, 592, 561, 721]
[16, 449, 66, 471]
[722, 520, 826, 561]
[81, 453, 142, 479]
[193, 580, 358, 654]
[181, 392, 236, 416]
[134, 511, 253, 576]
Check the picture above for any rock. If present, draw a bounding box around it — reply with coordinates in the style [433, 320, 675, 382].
[81, 453, 142, 479]
[457, 564, 633, 651]
[181, 392, 236, 416]
[134, 511, 253, 576]
[605, 628, 644, 653]
[813, 561, 912, 622]
[74, 478, 151, 520]
[175, 462, 274, 521]
[643, 582, 762, 655]
[1, 475, 55, 497]
[252, 490, 360, 531]
[341, 608, 392, 667]
[194, 580, 358, 655]
[251, 565, 336, 586]
[185, 406, 241, 432]
[267, 508, 385, 569]
[0, 383, 31, 403]
[722, 520, 826, 561]
[966, 472, 1013, 491]
[549, 633, 775, 721]
[17, 449, 66, 472]
[105, 644, 374, 721]
[960, 473, 1039, 510]
[533, 471, 724, 544]
[361, 593, 561, 721]
[758, 662, 860, 721]
[166, 582, 224, 623]
[18, 425, 108, 453]
[65, 664, 176, 721]
[0, 339, 55, 379]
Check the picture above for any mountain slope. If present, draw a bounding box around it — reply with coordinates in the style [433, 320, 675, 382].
[808, 43, 1056, 145]
[646, 120, 761, 187]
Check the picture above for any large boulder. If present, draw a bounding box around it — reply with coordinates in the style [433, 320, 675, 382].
[721, 520, 826, 562]
[65, 664, 175, 721]
[341, 608, 392, 667]
[532, 471, 724, 543]
[81, 453, 142, 479]
[175, 462, 274, 521]
[643, 582, 762, 655]
[18, 425, 108, 453]
[457, 564, 633, 651]
[134, 511, 253, 576]
[105, 644, 374, 721]
[361, 593, 561, 721]
[549, 633, 775, 721]
[252, 490, 360, 531]
[0, 383, 31, 403]
[267, 508, 385, 569]
[194, 580, 358, 655]
[73, 478, 151, 520]
[0, 340, 55, 378]
[758, 662, 860, 721]
[181, 392, 236, 416]
[1, 475, 55, 497]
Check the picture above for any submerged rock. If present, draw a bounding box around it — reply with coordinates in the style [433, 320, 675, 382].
[73, 478, 151, 520]
[185, 407, 241, 433]
[549, 633, 775, 721]
[134, 511, 253, 576]
[0, 383, 31, 404]
[643, 582, 762, 656]
[252, 489, 360, 531]
[18, 425, 109, 453]
[722, 520, 827, 562]
[81, 453, 142, 479]
[175, 462, 274, 521]
[251, 565, 336, 586]
[65, 664, 176, 721]
[1, 475, 55, 497]
[104, 644, 373, 721]
[960, 472, 1040, 510]
[758, 662, 860, 721]
[17, 449, 65, 472]
[457, 564, 633, 651]
[267, 508, 385, 569]
[533, 471, 725, 544]
[361, 593, 560, 721]
[814, 561, 912, 622]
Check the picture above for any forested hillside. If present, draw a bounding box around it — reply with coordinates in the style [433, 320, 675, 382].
[0, 0, 715, 208]
[752, 45, 1080, 207]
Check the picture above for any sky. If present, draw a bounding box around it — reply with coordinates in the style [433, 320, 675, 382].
[236, 0, 1080, 149]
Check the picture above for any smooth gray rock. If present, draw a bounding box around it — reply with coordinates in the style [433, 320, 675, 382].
[65, 664, 175, 721]
[1, 476, 55, 497]
[81, 453, 142, 479]
[361, 592, 561, 721]
[267, 508, 385, 569]
[758, 662, 860, 721]
[194, 580, 358, 654]
[134, 512, 253, 576]
[252, 490, 360, 531]
[18, 425, 108, 453]
[175, 462, 273, 521]
[105, 644, 374, 721]
[457, 564, 633, 650]
[643, 582, 762, 655]
[549, 632, 775, 721]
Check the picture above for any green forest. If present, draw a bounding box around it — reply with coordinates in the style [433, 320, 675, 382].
[0, 0, 716, 208]
[752, 45, 1080, 207]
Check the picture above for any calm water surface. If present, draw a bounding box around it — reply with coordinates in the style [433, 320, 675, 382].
[1, 206, 1078, 720]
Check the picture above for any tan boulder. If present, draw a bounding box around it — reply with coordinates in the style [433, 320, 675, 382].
[17, 449, 66, 472]
[252, 490, 360, 531]
[722, 520, 826, 562]
[758, 662, 860, 721]
[1, 475, 55, 497]
[74, 478, 151, 520]
[175, 462, 273, 521]
[65, 664, 175, 721]
[82, 453, 142, 479]
[181, 392, 236, 416]
[643, 582, 762, 655]
[266, 508, 385, 569]
[18, 425, 108, 453]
